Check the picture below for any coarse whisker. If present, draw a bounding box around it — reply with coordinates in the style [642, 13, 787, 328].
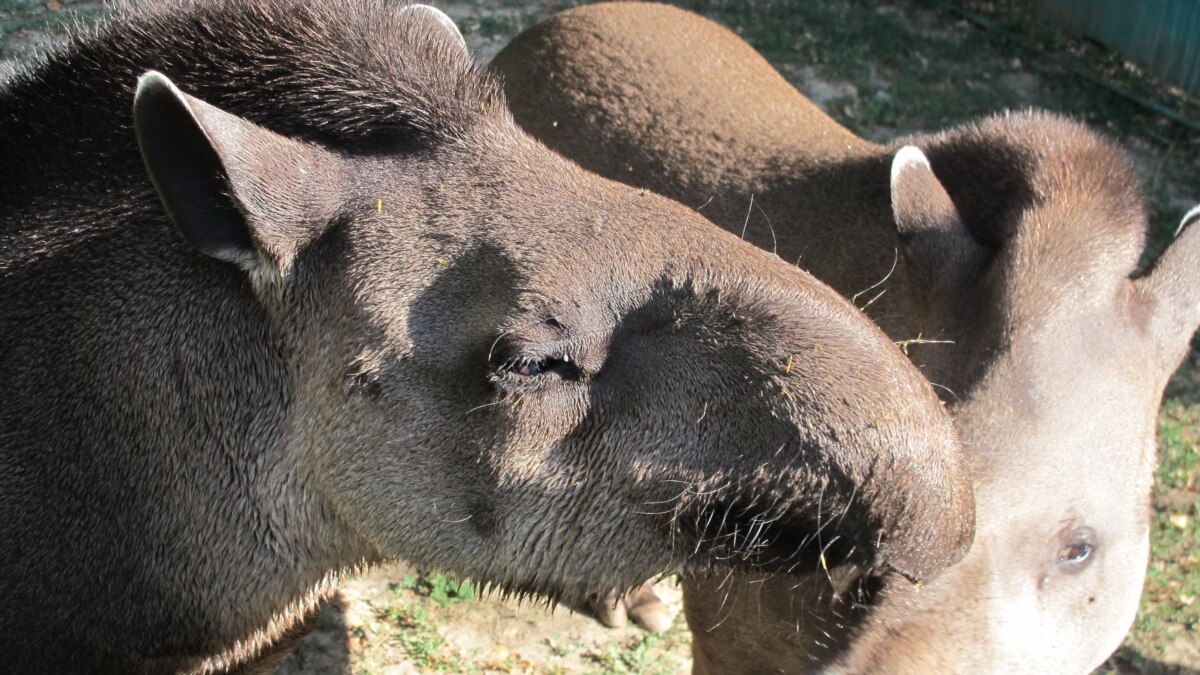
[931, 382, 959, 400]
[715, 501, 735, 544]
[486, 330, 512, 363]
[684, 484, 731, 498]
[746, 515, 770, 550]
[639, 488, 693, 506]
[753, 199, 778, 255]
[894, 333, 955, 356]
[815, 483, 827, 541]
[630, 508, 679, 516]
[740, 193, 755, 240]
[747, 569, 779, 584]
[751, 510, 785, 527]
[707, 569, 739, 632]
[733, 499, 760, 520]
[465, 399, 502, 415]
[694, 510, 718, 555]
[714, 548, 741, 561]
[819, 535, 841, 589]
[812, 502, 842, 539]
[783, 535, 816, 570]
[851, 248, 898, 306]
[833, 485, 858, 533]
[860, 287, 887, 311]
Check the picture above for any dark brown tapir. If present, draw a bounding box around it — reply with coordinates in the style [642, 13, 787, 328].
[0, 1, 977, 673]
[492, 3, 1200, 672]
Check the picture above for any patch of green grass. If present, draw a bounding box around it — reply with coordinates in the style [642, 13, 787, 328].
[0, 0, 103, 60]
[546, 636, 573, 658]
[290, 642, 309, 670]
[586, 633, 677, 675]
[676, 0, 1023, 133]
[1118, 399, 1200, 671]
[394, 572, 477, 606]
[461, 10, 546, 41]
[314, 603, 343, 631]
[379, 599, 477, 673]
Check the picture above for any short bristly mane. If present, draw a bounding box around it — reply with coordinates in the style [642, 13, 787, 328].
[0, 0, 506, 200]
[0, 0, 508, 276]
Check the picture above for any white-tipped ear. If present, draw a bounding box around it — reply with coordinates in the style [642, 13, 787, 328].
[1176, 204, 1200, 237]
[1139, 205, 1200, 368]
[401, 4, 467, 52]
[890, 146, 989, 307]
[891, 146, 932, 186]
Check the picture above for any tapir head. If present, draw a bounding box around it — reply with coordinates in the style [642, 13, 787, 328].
[129, 7, 972, 606]
[841, 120, 1200, 673]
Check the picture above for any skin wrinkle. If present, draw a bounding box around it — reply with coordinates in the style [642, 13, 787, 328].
[493, 3, 1200, 673]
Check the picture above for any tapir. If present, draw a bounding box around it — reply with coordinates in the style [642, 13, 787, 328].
[0, 1, 976, 673]
[492, 3, 1200, 671]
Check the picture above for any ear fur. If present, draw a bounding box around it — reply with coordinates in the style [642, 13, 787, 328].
[401, 4, 468, 54]
[134, 71, 344, 273]
[890, 146, 989, 307]
[1137, 205, 1200, 368]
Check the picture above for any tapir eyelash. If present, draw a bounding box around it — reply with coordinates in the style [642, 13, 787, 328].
[491, 353, 576, 379]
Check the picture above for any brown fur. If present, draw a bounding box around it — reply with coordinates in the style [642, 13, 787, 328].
[0, 1, 976, 673]
[493, 3, 1200, 672]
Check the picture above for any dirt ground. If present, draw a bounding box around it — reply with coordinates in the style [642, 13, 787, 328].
[1, 1, 1197, 674]
[276, 566, 691, 675]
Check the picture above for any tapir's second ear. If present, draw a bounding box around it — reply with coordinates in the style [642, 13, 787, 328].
[134, 71, 343, 272]
[1137, 205, 1200, 368]
[400, 4, 468, 55]
[890, 146, 990, 310]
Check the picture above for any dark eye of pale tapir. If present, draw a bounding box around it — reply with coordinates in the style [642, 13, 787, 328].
[1056, 526, 1098, 573]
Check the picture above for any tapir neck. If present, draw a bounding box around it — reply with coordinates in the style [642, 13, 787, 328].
[0, 198, 372, 671]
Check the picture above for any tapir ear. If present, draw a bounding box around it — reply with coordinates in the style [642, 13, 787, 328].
[890, 146, 990, 307]
[1136, 205, 1200, 367]
[134, 71, 342, 272]
[400, 4, 468, 55]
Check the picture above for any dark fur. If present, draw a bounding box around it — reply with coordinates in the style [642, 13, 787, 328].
[493, 3, 1200, 672]
[0, 1, 976, 673]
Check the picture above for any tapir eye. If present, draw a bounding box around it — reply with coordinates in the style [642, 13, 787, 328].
[492, 354, 578, 379]
[1055, 526, 1097, 573]
[486, 322, 591, 389]
[1059, 542, 1092, 562]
